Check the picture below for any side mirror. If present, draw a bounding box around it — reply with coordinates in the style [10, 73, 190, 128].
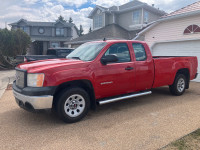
[101, 54, 118, 65]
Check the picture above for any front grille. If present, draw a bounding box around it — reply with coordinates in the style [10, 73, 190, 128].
[16, 69, 26, 88]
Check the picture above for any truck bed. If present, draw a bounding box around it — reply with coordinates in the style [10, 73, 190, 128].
[152, 56, 198, 88]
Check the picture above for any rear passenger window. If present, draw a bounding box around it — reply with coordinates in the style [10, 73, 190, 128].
[132, 43, 147, 61]
[104, 43, 131, 63]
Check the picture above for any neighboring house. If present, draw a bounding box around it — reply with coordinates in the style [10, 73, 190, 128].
[9, 19, 79, 55]
[65, 0, 165, 48]
[135, 1, 200, 82]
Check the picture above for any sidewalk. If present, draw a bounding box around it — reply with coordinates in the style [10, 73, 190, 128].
[0, 70, 15, 99]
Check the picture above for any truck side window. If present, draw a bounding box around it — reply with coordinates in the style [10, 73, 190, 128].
[104, 43, 131, 63]
[132, 43, 147, 61]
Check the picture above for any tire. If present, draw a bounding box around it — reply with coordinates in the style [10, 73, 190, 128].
[56, 87, 90, 123]
[169, 74, 186, 96]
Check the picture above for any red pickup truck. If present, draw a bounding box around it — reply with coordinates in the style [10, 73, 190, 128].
[13, 40, 198, 123]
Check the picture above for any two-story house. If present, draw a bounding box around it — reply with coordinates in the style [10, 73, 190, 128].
[10, 19, 79, 55]
[65, 0, 166, 48]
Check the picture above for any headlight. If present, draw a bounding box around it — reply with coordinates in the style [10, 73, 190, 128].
[27, 73, 45, 87]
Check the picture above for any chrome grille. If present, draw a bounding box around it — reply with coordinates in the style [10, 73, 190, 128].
[16, 70, 25, 88]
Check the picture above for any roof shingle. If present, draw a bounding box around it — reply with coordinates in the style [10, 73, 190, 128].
[66, 24, 141, 44]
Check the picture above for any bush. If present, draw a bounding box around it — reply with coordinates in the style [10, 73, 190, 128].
[0, 28, 31, 69]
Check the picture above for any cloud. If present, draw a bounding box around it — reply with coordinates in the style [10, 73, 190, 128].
[91, 0, 199, 13]
[91, 0, 130, 7]
[24, 0, 39, 5]
[140, 0, 199, 12]
[57, 0, 88, 8]
[0, 0, 200, 34]
[0, 0, 92, 33]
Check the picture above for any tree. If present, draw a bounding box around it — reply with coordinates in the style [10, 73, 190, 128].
[79, 25, 84, 36]
[56, 15, 66, 22]
[69, 17, 73, 23]
[88, 27, 92, 33]
[0, 29, 31, 68]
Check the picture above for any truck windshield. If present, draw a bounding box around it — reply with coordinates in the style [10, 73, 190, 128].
[67, 42, 107, 61]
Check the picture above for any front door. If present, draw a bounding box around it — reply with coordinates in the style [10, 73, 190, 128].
[94, 43, 135, 99]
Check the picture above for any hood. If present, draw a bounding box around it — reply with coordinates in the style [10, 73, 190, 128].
[17, 58, 86, 73]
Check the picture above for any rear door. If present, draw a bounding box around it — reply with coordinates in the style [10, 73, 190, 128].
[131, 43, 154, 91]
[95, 42, 136, 99]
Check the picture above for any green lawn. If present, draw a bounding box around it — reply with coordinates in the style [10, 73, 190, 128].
[161, 129, 200, 150]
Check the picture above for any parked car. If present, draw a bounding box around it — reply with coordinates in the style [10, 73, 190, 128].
[16, 47, 74, 64]
[13, 40, 198, 123]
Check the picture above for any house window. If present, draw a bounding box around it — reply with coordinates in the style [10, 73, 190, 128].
[94, 15, 103, 29]
[184, 24, 200, 34]
[56, 28, 64, 36]
[38, 28, 45, 34]
[51, 42, 60, 48]
[20, 26, 29, 34]
[133, 10, 140, 24]
[144, 11, 149, 23]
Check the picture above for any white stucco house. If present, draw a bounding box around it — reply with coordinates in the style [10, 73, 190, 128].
[135, 1, 200, 82]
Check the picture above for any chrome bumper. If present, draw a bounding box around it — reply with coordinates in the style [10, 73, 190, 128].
[13, 90, 53, 110]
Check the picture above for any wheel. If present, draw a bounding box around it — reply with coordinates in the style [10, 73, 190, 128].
[169, 74, 186, 96]
[56, 87, 90, 123]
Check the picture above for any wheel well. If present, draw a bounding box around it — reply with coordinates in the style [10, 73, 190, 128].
[53, 80, 96, 110]
[176, 68, 190, 89]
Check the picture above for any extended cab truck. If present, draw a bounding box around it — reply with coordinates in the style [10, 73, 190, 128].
[13, 40, 198, 123]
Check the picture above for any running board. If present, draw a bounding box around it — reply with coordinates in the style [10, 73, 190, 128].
[98, 91, 152, 105]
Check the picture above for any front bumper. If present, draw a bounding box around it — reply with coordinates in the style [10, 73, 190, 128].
[13, 90, 53, 110]
[12, 81, 56, 111]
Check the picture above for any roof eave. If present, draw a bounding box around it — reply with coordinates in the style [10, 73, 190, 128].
[112, 4, 165, 15]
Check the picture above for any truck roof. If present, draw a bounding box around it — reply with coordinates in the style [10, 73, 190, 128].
[87, 39, 147, 44]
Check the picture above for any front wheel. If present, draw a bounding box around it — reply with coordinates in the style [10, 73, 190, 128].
[169, 74, 186, 96]
[56, 87, 90, 123]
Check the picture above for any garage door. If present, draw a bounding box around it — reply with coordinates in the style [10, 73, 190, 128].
[152, 40, 200, 82]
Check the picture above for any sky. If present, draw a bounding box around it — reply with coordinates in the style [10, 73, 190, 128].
[0, 0, 199, 33]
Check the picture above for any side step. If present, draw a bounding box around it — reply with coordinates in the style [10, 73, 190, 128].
[98, 91, 152, 105]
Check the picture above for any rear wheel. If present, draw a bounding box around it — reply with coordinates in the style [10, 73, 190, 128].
[169, 74, 186, 96]
[56, 87, 90, 123]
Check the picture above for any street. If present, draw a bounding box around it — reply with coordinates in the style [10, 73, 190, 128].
[0, 83, 200, 150]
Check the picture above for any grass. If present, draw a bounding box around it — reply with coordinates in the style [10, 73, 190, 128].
[161, 129, 200, 150]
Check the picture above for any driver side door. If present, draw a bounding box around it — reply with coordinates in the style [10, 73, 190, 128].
[94, 43, 136, 99]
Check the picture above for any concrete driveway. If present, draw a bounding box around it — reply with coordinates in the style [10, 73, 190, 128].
[0, 83, 200, 150]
